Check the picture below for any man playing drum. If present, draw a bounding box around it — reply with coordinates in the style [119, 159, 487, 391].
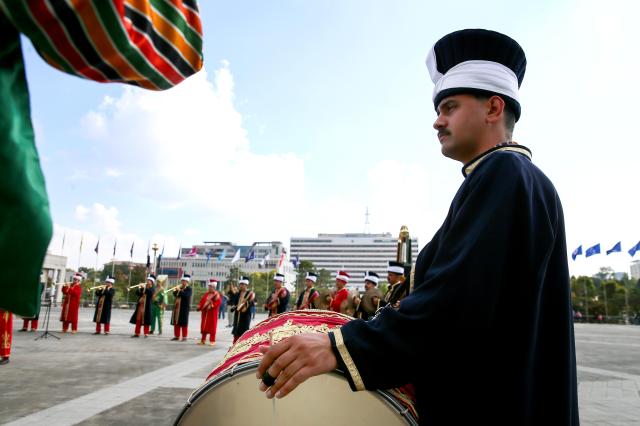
[257, 29, 579, 425]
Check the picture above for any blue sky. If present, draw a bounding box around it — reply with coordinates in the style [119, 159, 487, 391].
[26, 0, 639, 276]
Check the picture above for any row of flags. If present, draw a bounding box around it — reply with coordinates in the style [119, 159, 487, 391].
[68, 234, 138, 259]
[572, 241, 640, 261]
[63, 232, 165, 271]
[64, 232, 303, 270]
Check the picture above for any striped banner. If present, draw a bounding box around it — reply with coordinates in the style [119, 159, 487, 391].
[0, 0, 203, 89]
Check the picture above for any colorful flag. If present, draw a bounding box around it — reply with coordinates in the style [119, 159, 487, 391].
[217, 249, 226, 261]
[184, 246, 197, 257]
[260, 253, 270, 267]
[206, 250, 212, 264]
[0, 0, 202, 317]
[629, 241, 640, 258]
[156, 243, 164, 270]
[571, 245, 582, 261]
[292, 255, 300, 268]
[231, 249, 241, 263]
[585, 244, 600, 257]
[606, 242, 621, 255]
[245, 251, 255, 263]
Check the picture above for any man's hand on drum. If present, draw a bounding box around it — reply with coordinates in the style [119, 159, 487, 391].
[256, 333, 337, 399]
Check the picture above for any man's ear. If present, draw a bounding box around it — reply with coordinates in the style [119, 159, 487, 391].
[486, 95, 506, 124]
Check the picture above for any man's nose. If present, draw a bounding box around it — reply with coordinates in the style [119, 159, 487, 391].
[433, 114, 446, 130]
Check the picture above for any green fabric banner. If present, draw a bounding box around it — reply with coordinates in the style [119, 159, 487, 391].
[0, 13, 52, 317]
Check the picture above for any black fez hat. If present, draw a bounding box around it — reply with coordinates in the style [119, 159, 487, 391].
[426, 29, 527, 121]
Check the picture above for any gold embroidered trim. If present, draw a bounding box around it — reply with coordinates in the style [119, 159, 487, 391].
[211, 318, 342, 372]
[464, 145, 532, 176]
[333, 328, 365, 391]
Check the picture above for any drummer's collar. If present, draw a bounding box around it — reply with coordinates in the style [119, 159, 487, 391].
[462, 143, 532, 177]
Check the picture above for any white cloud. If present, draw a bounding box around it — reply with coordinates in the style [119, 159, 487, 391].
[75, 205, 89, 221]
[80, 110, 107, 139]
[184, 228, 200, 236]
[105, 167, 123, 177]
[74, 62, 452, 256]
[515, 0, 640, 277]
[66, 169, 89, 181]
[79, 63, 307, 242]
[74, 203, 121, 235]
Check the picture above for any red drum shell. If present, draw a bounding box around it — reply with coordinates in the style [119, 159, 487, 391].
[205, 310, 417, 421]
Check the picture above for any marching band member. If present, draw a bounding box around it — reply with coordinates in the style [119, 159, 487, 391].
[197, 279, 221, 345]
[354, 272, 383, 320]
[226, 284, 238, 328]
[264, 273, 289, 317]
[20, 282, 44, 332]
[171, 274, 193, 341]
[295, 272, 320, 310]
[0, 309, 12, 365]
[150, 279, 167, 335]
[382, 261, 408, 308]
[256, 29, 579, 425]
[231, 277, 254, 343]
[329, 270, 350, 313]
[130, 275, 154, 338]
[60, 273, 82, 334]
[93, 276, 115, 335]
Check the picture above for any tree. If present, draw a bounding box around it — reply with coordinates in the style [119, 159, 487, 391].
[250, 270, 274, 311]
[316, 269, 333, 289]
[571, 276, 596, 319]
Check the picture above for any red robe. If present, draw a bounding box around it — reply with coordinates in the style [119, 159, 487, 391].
[330, 287, 349, 313]
[0, 310, 12, 358]
[60, 284, 82, 323]
[198, 291, 221, 335]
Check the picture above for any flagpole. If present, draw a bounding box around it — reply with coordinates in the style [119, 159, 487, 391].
[94, 238, 100, 283]
[92, 237, 100, 307]
[78, 234, 84, 271]
[111, 239, 116, 277]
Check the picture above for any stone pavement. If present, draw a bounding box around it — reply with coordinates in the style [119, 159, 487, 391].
[575, 323, 640, 425]
[1, 309, 639, 425]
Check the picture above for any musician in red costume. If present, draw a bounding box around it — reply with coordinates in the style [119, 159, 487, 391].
[0, 309, 12, 365]
[60, 273, 82, 333]
[197, 279, 221, 345]
[329, 270, 350, 313]
[264, 273, 290, 317]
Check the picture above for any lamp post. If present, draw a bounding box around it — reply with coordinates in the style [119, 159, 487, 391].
[152, 243, 159, 274]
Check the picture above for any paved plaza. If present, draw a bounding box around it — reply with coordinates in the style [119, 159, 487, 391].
[1, 308, 639, 425]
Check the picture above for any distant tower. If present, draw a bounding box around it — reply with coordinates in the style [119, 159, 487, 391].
[364, 207, 371, 234]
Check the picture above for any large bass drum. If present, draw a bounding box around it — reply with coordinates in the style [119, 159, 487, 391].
[175, 310, 418, 425]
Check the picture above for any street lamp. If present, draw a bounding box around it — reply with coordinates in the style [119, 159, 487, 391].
[152, 243, 159, 274]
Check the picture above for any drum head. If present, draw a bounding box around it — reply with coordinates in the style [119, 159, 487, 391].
[175, 361, 417, 425]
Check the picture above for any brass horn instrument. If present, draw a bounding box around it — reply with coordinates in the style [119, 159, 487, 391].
[163, 284, 181, 295]
[127, 282, 146, 291]
[87, 284, 107, 293]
